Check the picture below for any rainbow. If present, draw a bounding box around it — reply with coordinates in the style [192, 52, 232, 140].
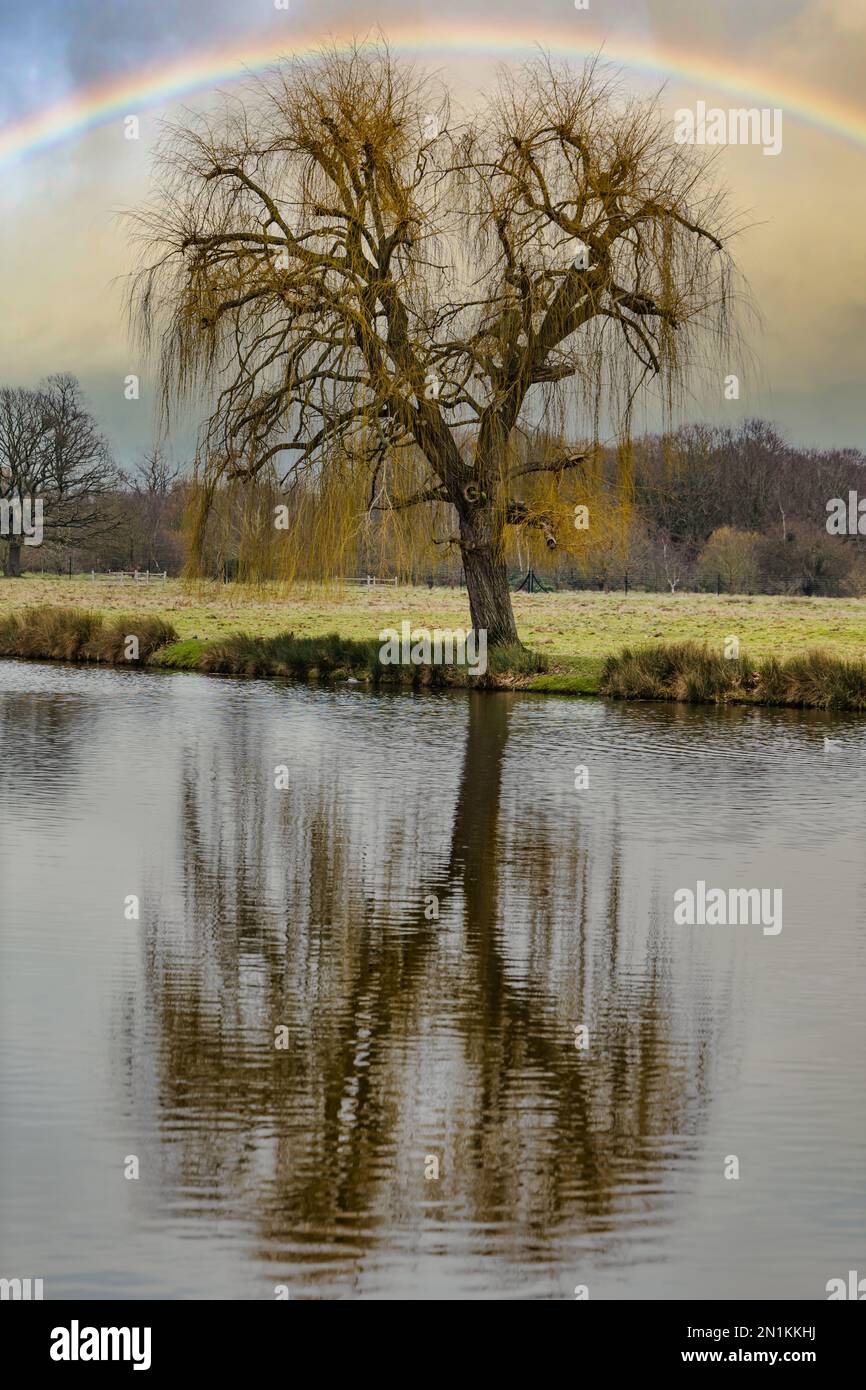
[2, 19, 866, 169]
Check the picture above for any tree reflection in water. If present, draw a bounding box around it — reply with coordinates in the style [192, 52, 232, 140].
[135, 689, 726, 1293]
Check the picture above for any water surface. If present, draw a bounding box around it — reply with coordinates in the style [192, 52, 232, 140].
[0, 660, 863, 1299]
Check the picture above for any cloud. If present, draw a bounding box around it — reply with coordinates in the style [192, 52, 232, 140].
[751, 0, 866, 110]
[2, 0, 865, 448]
[0, 0, 277, 123]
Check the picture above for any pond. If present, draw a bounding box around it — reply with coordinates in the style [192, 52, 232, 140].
[0, 660, 863, 1299]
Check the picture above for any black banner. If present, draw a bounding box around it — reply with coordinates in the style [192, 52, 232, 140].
[3, 1300, 861, 1375]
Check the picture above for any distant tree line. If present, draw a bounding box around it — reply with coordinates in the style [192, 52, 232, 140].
[625, 419, 866, 600]
[626, 419, 866, 596]
[187, 417, 866, 597]
[2, 383, 864, 596]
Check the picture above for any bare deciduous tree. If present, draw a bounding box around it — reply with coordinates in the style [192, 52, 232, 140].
[128, 42, 742, 642]
[0, 374, 117, 576]
[131, 448, 182, 570]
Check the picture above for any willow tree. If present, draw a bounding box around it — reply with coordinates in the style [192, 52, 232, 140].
[128, 42, 739, 644]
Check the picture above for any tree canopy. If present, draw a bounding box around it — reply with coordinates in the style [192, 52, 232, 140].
[128, 42, 743, 641]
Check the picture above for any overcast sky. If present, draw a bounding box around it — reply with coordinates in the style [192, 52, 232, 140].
[1, 0, 864, 467]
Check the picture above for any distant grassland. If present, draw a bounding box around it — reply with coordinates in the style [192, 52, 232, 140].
[2, 575, 866, 697]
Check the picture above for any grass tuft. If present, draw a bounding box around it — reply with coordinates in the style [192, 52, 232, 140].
[601, 641, 866, 709]
[86, 615, 179, 663]
[197, 631, 383, 679]
[157, 638, 208, 669]
[0, 606, 178, 664]
[484, 642, 548, 677]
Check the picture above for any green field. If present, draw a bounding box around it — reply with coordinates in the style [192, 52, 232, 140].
[3, 575, 866, 695]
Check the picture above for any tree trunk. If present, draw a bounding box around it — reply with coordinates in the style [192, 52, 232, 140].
[458, 507, 520, 646]
[5, 540, 22, 577]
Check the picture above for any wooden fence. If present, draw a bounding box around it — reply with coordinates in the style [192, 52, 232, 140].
[341, 575, 399, 587]
[90, 570, 168, 584]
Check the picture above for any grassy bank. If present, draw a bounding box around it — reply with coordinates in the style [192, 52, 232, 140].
[0, 603, 544, 690]
[1, 577, 866, 706]
[162, 629, 543, 686]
